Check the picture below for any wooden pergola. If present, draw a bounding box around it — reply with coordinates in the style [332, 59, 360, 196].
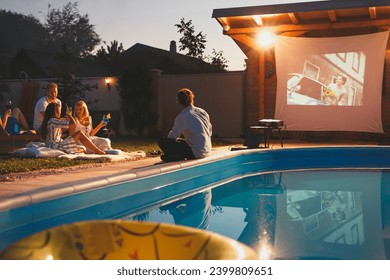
[212, 0, 390, 121]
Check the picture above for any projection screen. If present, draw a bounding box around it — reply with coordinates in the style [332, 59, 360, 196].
[274, 31, 389, 133]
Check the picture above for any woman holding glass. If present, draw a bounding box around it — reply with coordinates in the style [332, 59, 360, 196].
[41, 102, 105, 154]
[69, 100, 112, 152]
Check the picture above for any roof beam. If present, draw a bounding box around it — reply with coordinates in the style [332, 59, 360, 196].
[327, 10, 337, 22]
[369, 7, 377, 19]
[218, 17, 231, 31]
[223, 18, 390, 35]
[212, 0, 390, 19]
[230, 34, 259, 49]
[288, 13, 299, 24]
[279, 30, 309, 37]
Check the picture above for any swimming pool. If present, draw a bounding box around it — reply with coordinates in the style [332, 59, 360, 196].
[129, 169, 390, 259]
[1, 146, 390, 258]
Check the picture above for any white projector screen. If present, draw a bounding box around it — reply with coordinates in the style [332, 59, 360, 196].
[274, 31, 389, 133]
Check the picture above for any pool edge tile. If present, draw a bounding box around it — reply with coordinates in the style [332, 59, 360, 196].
[134, 166, 163, 178]
[72, 178, 111, 192]
[0, 195, 32, 211]
[106, 173, 138, 184]
[29, 186, 76, 204]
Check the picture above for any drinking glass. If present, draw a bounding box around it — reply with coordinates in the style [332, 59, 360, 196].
[66, 104, 72, 115]
[103, 113, 111, 131]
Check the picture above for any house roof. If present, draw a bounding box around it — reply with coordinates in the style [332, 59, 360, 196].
[116, 43, 226, 74]
[7, 42, 226, 79]
[212, 0, 390, 51]
[8, 49, 111, 79]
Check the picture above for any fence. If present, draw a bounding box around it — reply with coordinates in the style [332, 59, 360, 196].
[1, 71, 246, 138]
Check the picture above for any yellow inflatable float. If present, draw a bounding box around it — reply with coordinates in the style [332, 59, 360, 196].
[0, 220, 258, 260]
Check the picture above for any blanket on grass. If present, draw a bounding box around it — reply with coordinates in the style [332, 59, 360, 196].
[14, 142, 146, 161]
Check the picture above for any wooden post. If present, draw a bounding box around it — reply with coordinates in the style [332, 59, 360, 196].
[259, 48, 265, 120]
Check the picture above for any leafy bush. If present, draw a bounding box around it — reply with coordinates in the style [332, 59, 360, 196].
[118, 65, 157, 136]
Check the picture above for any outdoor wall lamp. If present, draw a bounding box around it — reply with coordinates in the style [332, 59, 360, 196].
[105, 78, 111, 90]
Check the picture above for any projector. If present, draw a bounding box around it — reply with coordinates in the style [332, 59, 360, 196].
[258, 119, 284, 128]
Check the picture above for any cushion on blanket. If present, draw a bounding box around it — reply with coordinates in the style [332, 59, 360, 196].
[26, 142, 46, 148]
[15, 144, 67, 158]
[14, 142, 144, 160]
[27, 146, 67, 158]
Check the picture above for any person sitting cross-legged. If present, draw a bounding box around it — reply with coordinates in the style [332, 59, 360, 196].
[158, 88, 212, 162]
[68, 100, 112, 153]
[40, 102, 105, 155]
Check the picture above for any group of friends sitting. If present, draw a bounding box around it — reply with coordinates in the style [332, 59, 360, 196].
[1, 82, 111, 155]
[2, 85, 213, 162]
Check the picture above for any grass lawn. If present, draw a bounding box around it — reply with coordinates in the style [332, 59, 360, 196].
[0, 137, 240, 175]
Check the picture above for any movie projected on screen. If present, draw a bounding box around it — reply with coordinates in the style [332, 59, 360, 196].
[286, 52, 365, 107]
[274, 31, 389, 133]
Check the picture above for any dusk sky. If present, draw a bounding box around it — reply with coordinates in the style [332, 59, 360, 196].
[2, 0, 325, 70]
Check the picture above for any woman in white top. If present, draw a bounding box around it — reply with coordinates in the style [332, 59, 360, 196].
[69, 100, 112, 152]
[327, 74, 348, 106]
[41, 102, 105, 154]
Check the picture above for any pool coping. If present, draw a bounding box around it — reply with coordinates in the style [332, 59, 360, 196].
[0, 144, 386, 213]
[0, 146, 249, 212]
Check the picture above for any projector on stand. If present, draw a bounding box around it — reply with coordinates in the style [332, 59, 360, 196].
[258, 119, 284, 128]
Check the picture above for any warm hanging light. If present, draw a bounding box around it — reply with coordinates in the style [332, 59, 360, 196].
[256, 30, 275, 48]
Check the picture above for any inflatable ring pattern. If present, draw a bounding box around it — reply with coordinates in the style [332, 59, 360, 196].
[0, 220, 258, 260]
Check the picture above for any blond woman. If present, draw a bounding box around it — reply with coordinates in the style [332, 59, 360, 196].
[69, 100, 112, 152]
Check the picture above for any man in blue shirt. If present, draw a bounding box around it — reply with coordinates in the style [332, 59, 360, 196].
[1, 101, 34, 135]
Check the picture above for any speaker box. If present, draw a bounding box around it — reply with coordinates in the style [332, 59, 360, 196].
[243, 134, 262, 149]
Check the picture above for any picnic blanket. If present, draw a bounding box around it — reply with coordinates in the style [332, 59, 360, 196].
[14, 142, 146, 161]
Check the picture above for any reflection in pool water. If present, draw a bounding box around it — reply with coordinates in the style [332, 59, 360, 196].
[129, 169, 389, 260]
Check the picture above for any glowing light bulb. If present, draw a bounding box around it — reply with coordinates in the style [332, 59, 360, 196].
[256, 30, 275, 48]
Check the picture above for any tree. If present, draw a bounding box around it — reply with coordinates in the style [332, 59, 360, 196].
[95, 40, 124, 67]
[45, 2, 100, 58]
[50, 44, 94, 107]
[206, 49, 229, 71]
[175, 18, 229, 71]
[0, 10, 49, 77]
[118, 64, 157, 136]
[174, 18, 206, 59]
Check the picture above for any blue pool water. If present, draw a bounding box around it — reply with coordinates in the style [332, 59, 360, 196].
[1, 146, 390, 259]
[127, 169, 390, 259]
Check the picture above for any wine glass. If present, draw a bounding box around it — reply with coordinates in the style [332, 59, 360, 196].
[102, 113, 111, 131]
[66, 104, 72, 115]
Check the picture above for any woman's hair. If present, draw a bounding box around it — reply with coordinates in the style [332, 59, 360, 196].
[177, 88, 195, 107]
[74, 100, 89, 119]
[40, 102, 60, 138]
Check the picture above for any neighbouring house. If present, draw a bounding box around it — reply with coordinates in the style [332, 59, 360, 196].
[2, 42, 240, 137]
[111, 41, 227, 75]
